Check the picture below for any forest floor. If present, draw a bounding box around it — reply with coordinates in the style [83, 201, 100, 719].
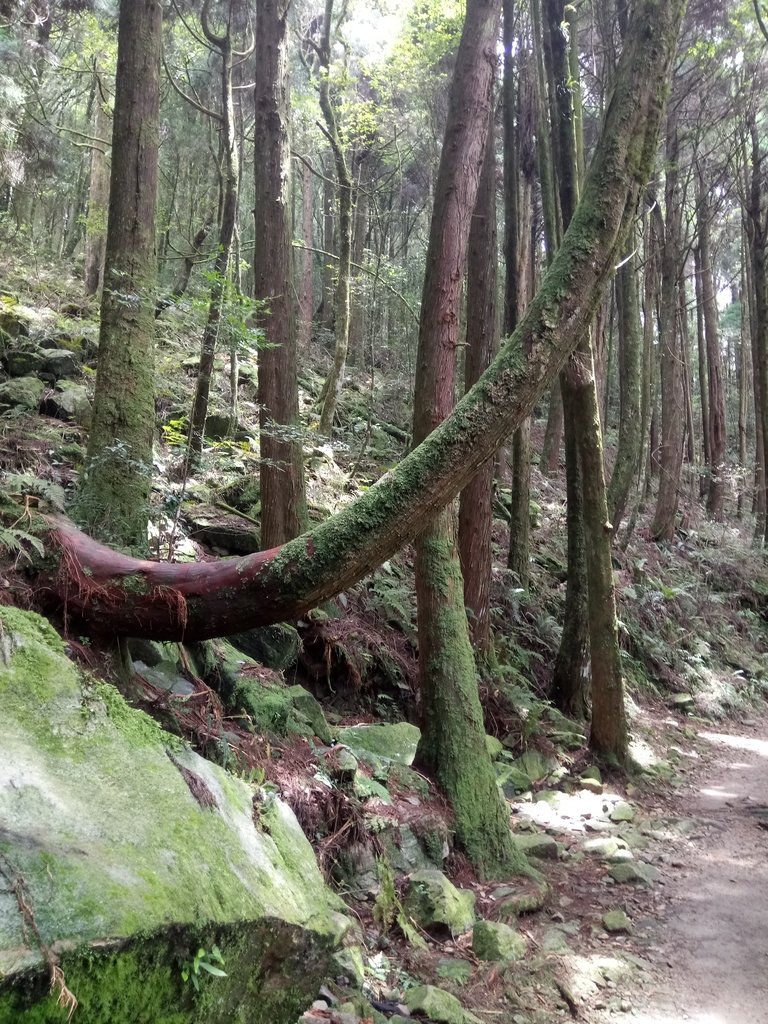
[591, 713, 768, 1024]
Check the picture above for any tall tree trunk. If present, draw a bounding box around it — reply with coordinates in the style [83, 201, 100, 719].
[607, 234, 643, 531]
[650, 106, 685, 542]
[83, 79, 110, 297]
[412, 0, 524, 878]
[52, 0, 687, 655]
[348, 185, 368, 367]
[697, 167, 726, 520]
[506, 10, 536, 587]
[738, 266, 750, 518]
[319, 166, 335, 330]
[459, 105, 498, 657]
[317, 0, 354, 436]
[298, 162, 314, 356]
[255, 0, 308, 548]
[188, 10, 240, 467]
[76, 0, 162, 550]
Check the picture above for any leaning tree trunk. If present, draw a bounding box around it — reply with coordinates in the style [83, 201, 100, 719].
[47, 0, 687, 655]
[255, 0, 308, 548]
[411, 0, 526, 878]
[75, 0, 162, 550]
[458, 104, 498, 657]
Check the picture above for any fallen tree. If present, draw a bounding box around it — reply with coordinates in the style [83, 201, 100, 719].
[41, 0, 686, 642]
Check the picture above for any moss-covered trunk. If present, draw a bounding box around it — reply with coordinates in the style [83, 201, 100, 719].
[255, 0, 308, 547]
[83, 75, 110, 297]
[411, 0, 524, 876]
[76, 0, 162, 550]
[49, 0, 688, 640]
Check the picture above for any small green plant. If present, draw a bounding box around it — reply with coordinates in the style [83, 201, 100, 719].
[181, 945, 227, 992]
[372, 858, 426, 950]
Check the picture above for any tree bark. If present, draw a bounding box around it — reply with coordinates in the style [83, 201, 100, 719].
[83, 77, 110, 297]
[650, 105, 685, 542]
[50, 0, 687, 647]
[75, 0, 162, 549]
[298, 162, 314, 356]
[459, 104, 498, 656]
[255, 0, 308, 548]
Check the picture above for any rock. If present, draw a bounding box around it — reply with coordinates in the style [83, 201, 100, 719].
[541, 926, 573, 954]
[126, 638, 167, 667]
[581, 765, 602, 782]
[580, 776, 603, 794]
[610, 801, 636, 823]
[402, 870, 475, 937]
[182, 503, 260, 554]
[135, 659, 197, 697]
[602, 909, 633, 934]
[667, 692, 695, 711]
[512, 832, 559, 860]
[0, 301, 32, 338]
[492, 880, 549, 919]
[331, 944, 366, 987]
[337, 722, 421, 765]
[608, 861, 659, 885]
[582, 837, 631, 861]
[4, 347, 45, 376]
[0, 375, 44, 413]
[495, 763, 532, 796]
[511, 748, 558, 787]
[485, 734, 504, 760]
[405, 985, 481, 1024]
[472, 919, 526, 962]
[0, 606, 347, 1023]
[40, 380, 91, 425]
[231, 677, 332, 743]
[231, 622, 301, 671]
[40, 347, 81, 379]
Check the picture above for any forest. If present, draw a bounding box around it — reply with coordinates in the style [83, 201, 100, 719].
[1, 0, 767, 1022]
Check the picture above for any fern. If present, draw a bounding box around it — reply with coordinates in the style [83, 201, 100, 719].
[2, 473, 66, 512]
[0, 525, 45, 563]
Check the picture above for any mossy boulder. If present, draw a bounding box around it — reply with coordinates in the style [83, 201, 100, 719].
[0, 607, 347, 1023]
[182, 504, 261, 555]
[336, 722, 421, 766]
[231, 677, 331, 743]
[472, 919, 527, 962]
[40, 381, 91, 426]
[0, 376, 43, 413]
[40, 348, 81, 380]
[405, 985, 482, 1024]
[230, 623, 301, 671]
[4, 348, 45, 377]
[401, 870, 475, 937]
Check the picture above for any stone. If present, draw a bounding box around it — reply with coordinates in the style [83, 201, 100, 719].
[40, 380, 91, 426]
[511, 749, 558, 787]
[541, 926, 573, 954]
[337, 722, 421, 765]
[331, 944, 366, 987]
[183, 503, 261, 555]
[126, 638, 167, 668]
[493, 880, 549, 919]
[602, 909, 633, 934]
[580, 776, 604, 794]
[485, 734, 504, 760]
[405, 985, 481, 1024]
[472, 919, 526, 962]
[231, 677, 332, 743]
[667, 692, 695, 711]
[4, 347, 45, 377]
[135, 659, 196, 697]
[582, 837, 630, 860]
[610, 801, 636, 823]
[0, 606, 347, 1023]
[495, 763, 532, 796]
[402, 870, 475, 937]
[512, 832, 559, 860]
[40, 347, 81, 379]
[0, 302, 32, 338]
[231, 622, 301, 671]
[0, 376, 44, 413]
[608, 861, 659, 885]
[581, 765, 602, 782]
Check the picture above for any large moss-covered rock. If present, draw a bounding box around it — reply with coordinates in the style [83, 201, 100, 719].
[472, 919, 527, 962]
[336, 723, 420, 766]
[230, 676, 332, 744]
[0, 607, 346, 1023]
[230, 623, 301, 671]
[405, 985, 481, 1024]
[0, 376, 43, 413]
[401, 870, 475, 937]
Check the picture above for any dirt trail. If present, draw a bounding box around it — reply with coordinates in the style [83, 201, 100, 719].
[620, 720, 768, 1024]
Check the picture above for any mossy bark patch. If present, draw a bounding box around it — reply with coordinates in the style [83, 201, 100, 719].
[0, 607, 346, 1022]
